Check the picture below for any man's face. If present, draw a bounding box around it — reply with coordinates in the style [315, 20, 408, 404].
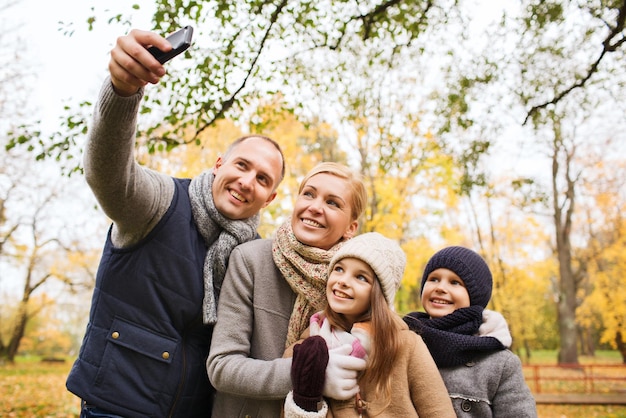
[212, 136, 283, 220]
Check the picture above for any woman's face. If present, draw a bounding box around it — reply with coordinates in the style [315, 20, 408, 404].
[291, 173, 358, 250]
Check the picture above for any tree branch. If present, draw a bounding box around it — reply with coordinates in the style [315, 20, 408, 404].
[193, 0, 290, 139]
[524, 0, 626, 125]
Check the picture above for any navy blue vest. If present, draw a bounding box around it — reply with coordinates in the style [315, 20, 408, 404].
[67, 178, 213, 417]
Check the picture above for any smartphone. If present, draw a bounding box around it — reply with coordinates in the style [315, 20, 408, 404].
[148, 25, 194, 64]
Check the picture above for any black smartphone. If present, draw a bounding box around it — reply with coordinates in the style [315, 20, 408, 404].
[148, 26, 194, 64]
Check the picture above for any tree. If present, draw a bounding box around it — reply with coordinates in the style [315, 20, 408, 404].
[434, 0, 626, 364]
[5, 0, 626, 360]
[7, 0, 457, 173]
[523, 1, 626, 125]
[0, 149, 101, 362]
[577, 157, 626, 363]
[544, 116, 580, 364]
[0, 0, 105, 362]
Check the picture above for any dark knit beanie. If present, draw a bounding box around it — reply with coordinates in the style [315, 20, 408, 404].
[420, 246, 492, 307]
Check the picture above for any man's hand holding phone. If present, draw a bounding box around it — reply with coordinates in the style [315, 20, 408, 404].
[148, 26, 193, 64]
[109, 27, 194, 97]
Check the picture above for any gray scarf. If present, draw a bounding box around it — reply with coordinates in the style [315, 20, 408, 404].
[189, 171, 259, 325]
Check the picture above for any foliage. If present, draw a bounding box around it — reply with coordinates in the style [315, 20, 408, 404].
[0, 147, 101, 362]
[435, 0, 626, 365]
[577, 158, 626, 361]
[0, 358, 80, 417]
[0, 295, 72, 358]
[2, 0, 626, 361]
[6, 0, 456, 174]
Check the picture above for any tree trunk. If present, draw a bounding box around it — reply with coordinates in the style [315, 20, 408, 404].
[4, 300, 29, 363]
[556, 288, 578, 364]
[616, 331, 626, 364]
[523, 339, 531, 364]
[579, 327, 595, 357]
[554, 223, 578, 365]
[551, 121, 579, 365]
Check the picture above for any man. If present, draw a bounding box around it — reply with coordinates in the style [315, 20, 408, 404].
[66, 29, 285, 418]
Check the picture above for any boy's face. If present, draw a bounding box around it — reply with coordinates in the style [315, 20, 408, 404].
[421, 268, 470, 318]
[326, 257, 374, 324]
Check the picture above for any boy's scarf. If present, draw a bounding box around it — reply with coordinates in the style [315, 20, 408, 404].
[189, 171, 259, 325]
[272, 220, 344, 347]
[403, 305, 505, 368]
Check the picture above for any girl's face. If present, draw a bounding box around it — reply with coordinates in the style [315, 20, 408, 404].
[326, 257, 374, 324]
[421, 268, 470, 318]
[291, 173, 358, 250]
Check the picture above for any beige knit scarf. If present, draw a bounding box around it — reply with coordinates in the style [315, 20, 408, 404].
[272, 220, 345, 347]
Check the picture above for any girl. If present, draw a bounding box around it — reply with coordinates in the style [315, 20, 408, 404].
[404, 246, 537, 417]
[284, 232, 455, 417]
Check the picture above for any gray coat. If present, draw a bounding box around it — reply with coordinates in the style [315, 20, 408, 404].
[439, 349, 537, 417]
[207, 238, 297, 417]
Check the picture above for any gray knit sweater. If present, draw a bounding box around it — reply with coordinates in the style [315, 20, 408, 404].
[83, 77, 175, 248]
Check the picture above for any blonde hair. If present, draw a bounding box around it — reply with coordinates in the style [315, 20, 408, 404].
[299, 162, 367, 222]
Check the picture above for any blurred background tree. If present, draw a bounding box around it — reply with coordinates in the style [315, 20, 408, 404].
[2, 0, 625, 364]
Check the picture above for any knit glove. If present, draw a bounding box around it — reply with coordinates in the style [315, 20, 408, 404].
[291, 335, 329, 412]
[322, 344, 366, 400]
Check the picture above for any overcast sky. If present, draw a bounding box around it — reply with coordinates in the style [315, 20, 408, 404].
[4, 0, 154, 130]
[0, 0, 156, 297]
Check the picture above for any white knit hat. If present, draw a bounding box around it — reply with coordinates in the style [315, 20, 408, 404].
[329, 232, 406, 306]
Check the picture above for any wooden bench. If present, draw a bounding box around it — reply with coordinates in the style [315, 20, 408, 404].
[534, 394, 626, 405]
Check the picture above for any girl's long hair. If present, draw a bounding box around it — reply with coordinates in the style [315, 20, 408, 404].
[324, 276, 401, 410]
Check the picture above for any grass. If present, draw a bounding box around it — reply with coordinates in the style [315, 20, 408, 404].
[522, 349, 623, 365]
[1, 357, 80, 417]
[1, 352, 625, 418]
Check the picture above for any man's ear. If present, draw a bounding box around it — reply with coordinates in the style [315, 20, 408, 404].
[261, 191, 278, 208]
[212, 156, 224, 175]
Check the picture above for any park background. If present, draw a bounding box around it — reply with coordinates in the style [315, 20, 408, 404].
[1, 0, 625, 416]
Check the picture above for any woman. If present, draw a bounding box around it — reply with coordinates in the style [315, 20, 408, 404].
[207, 162, 369, 417]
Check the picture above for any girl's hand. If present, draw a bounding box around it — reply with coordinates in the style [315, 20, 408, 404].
[322, 344, 366, 400]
